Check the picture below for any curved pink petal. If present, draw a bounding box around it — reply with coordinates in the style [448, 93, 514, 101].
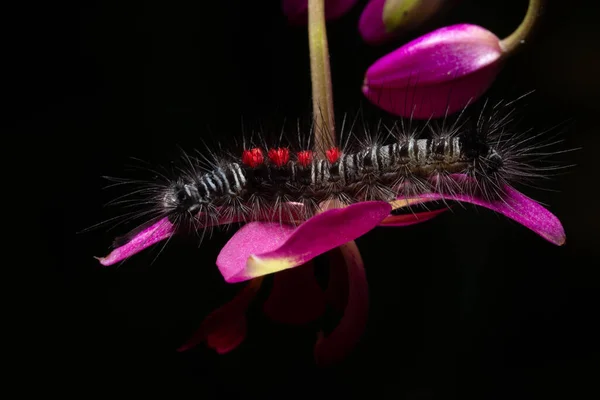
[217, 201, 392, 283]
[314, 241, 369, 366]
[262, 262, 327, 325]
[394, 176, 566, 245]
[206, 317, 247, 355]
[96, 204, 307, 266]
[282, 0, 359, 25]
[96, 217, 175, 266]
[379, 208, 449, 227]
[177, 277, 264, 353]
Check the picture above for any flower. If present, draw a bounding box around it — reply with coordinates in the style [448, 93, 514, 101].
[97, 0, 556, 366]
[98, 175, 565, 364]
[174, 201, 453, 365]
[359, 0, 454, 45]
[282, 0, 359, 25]
[175, 256, 365, 367]
[362, 23, 505, 119]
[361, 0, 544, 118]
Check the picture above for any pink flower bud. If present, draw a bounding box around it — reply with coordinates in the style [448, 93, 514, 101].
[282, 0, 359, 25]
[362, 23, 505, 119]
[359, 0, 455, 45]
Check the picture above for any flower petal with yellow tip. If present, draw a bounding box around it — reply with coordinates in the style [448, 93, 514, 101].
[216, 201, 392, 283]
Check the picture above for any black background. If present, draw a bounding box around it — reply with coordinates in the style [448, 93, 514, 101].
[12, 0, 600, 398]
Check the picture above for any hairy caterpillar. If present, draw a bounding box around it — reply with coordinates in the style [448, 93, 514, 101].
[98, 96, 567, 253]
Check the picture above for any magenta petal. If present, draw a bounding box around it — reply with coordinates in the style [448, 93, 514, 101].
[400, 177, 566, 246]
[217, 222, 296, 283]
[379, 208, 449, 227]
[282, 0, 359, 24]
[363, 23, 504, 119]
[262, 263, 327, 325]
[314, 241, 369, 366]
[216, 201, 392, 283]
[95, 204, 300, 266]
[358, 0, 389, 45]
[96, 217, 175, 266]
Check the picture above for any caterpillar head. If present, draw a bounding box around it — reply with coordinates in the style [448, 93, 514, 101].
[483, 148, 504, 174]
[459, 131, 504, 173]
[163, 179, 206, 216]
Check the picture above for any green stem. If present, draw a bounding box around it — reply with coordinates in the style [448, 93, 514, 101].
[500, 0, 544, 54]
[308, 0, 335, 158]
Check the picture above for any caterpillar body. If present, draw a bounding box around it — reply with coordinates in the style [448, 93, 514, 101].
[101, 97, 564, 249]
[166, 135, 499, 222]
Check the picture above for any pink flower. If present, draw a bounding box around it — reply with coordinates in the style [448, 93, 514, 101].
[359, 0, 456, 45]
[362, 23, 505, 119]
[175, 251, 367, 366]
[98, 175, 565, 364]
[282, 0, 359, 25]
[170, 201, 448, 364]
[361, 0, 544, 118]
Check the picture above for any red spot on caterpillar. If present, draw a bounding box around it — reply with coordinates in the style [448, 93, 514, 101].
[297, 150, 313, 167]
[267, 148, 290, 167]
[326, 147, 341, 164]
[242, 148, 264, 168]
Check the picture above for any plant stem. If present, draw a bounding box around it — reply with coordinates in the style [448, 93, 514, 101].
[500, 0, 544, 54]
[308, 0, 335, 158]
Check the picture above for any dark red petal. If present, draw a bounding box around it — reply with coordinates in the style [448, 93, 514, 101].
[177, 277, 263, 353]
[324, 247, 349, 313]
[282, 0, 359, 25]
[206, 317, 247, 355]
[262, 262, 327, 325]
[379, 208, 449, 226]
[314, 241, 369, 366]
[358, 0, 389, 45]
